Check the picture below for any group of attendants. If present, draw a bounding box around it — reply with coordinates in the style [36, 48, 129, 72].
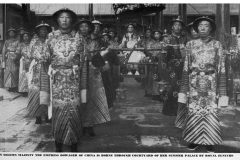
[0, 8, 229, 153]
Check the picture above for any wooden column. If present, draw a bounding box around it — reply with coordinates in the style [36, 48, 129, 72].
[155, 11, 164, 30]
[22, 4, 31, 27]
[216, 4, 230, 48]
[238, 4, 240, 33]
[3, 4, 6, 41]
[155, 12, 159, 29]
[116, 16, 121, 36]
[89, 4, 93, 21]
[216, 4, 233, 99]
[0, 4, 3, 42]
[0, 4, 6, 88]
[178, 4, 187, 24]
[159, 11, 164, 30]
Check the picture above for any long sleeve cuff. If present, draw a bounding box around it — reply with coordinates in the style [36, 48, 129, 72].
[178, 93, 187, 104]
[81, 89, 87, 103]
[218, 96, 229, 107]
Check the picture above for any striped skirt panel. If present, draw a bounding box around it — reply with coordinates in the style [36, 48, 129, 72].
[18, 71, 28, 92]
[84, 87, 111, 127]
[27, 86, 47, 117]
[175, 103, 188, 129]
[183, 113, 222, 145]
[52, 104, 82, 145]
[4, 58, 19, 88]
[40, 63, 50, 93]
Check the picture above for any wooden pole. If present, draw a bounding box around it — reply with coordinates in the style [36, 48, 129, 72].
[0, 4, 3, 42]
[4, 4, 7, 41]
[178, 4, 187, 24]
[216, 4, 230, 48]
[0, 4, 6, 88]
[22, 4, 31, 27]
[238, 4, 240, 33]
[116, 16, 121, 37]
[155, 12, 159, 29]
[216, 4, 232, 99]
[159, 11, 164, 30]
[89, 4, 93, 21]
[0, 4, 3, 88]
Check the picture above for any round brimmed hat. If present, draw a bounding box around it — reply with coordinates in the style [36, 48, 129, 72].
[193, 16, 216, 33]
[152, 29, 162, 35]
[7, 27, 16, 33]
[52, 8, 77, 25]
[126, 23, 136, 28]
[75, 18, 93, 30]
[171, 16, 185, 27]
[144, 25, 152, 32]
[92, 20, 102, 25]
[22, 31, 30, 35]
[102, 32, 111, 38]
[35, 21, 52, 33]
[17, 27, 25, 31]
[162, 29, 169, 37]
[76, 18, 93, 27]
[108, 28, 116, 34]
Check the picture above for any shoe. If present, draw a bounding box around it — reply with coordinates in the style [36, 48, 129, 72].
[70, 143, 78, 152]
[45, 117, 52, 123]
[22, 92, 28, 97]
[188, 143, 199, 150]
[144, 93, 151, 97]
[83, 127, 88, 136]
[83, 127, 96, 137]
[206, 145, 214, 153]
[87, 127, 96, 137]
[55, 141, 62, 152]
[35, 116, 42, 124]
[127, 71, 132, 75]
[152, 95, 160, 100]
[8, 88, 13, 92]
[135, 71, 140, 75]
[44, 114, 51, 123]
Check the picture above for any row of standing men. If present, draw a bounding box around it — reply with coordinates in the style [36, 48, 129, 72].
[0, 8, 122, 152]
[1, 8, 229, 153]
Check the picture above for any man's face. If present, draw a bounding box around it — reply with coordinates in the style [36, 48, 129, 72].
[94, 24, 101, 34]
[109, 31, 115, 38]
[57, 12, 72, 29]
[145, 30, 151, 38]
[163, 36, 170, 43]
[172, 21, 182, 34]
[8, 31, 15, 38]
[127, 25, 134, 33]
[79, 23, 90, 35]
[23, 34, 29, 42]
[154, 32, 161, 40]
[20, 29, 25, 35]
[39, 27, 48, 38]
[198, 20, 212, 37]
[103, 35, 109, 42]
[103, 27, 109, 33]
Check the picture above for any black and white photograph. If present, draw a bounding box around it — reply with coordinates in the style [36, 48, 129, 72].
[0, 3, 240, 156]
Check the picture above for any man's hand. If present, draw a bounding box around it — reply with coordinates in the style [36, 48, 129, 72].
[102, 61, 110, 71]
[100, 47, 109, 57]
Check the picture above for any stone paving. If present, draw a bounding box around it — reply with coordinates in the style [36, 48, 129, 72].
[0, 78, 240, 152]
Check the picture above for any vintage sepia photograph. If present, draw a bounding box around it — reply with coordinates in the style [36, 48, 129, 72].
[0, 3, 240, 154]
